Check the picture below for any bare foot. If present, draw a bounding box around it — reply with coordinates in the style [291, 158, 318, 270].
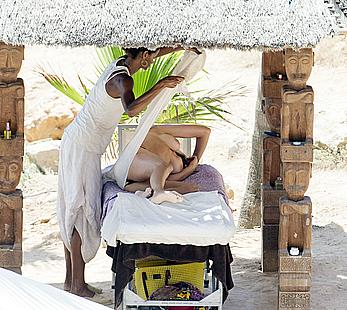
[63, 281, 71, 292]
[87, 284, 103, 294]
[135, 187, 152, 198]
[150, 190, 184, 204]
[70, 284, 95, 298]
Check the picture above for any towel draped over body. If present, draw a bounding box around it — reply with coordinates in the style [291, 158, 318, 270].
[103, 50, 207, 188]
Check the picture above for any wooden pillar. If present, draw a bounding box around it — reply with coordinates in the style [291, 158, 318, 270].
[260, 51, 287, 272]
[278, 48, 314, 310]
[0, 42, 25, 274]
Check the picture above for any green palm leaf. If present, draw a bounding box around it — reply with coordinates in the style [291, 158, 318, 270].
[39, 46, 246, 129]
[95, 46, 183, 98]
[95, 46, 124, 75]
[38, 70, 85, 105]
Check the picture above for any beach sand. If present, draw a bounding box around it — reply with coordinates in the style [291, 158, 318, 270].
[18, 36, 347, 309]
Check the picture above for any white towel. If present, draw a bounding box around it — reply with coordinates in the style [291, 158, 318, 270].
[101, 191, 236, 246]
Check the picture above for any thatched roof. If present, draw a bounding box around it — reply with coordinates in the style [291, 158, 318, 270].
[325, 0, 347, 32]
[335, 0, 347, 15]
[0, 0, 338, 50]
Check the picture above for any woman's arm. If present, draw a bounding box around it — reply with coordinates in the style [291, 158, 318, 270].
[151, 124, 211, 161]
[106, 75, 184, 117]
[155, 47, 202, 58]
[155, 47, 184, 58]
[167, 156, 198, 181]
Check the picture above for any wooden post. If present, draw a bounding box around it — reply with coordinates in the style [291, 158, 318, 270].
[278, 48, 314, 309]
[0, 42, 25, 274]
[260, 51, 287, 272]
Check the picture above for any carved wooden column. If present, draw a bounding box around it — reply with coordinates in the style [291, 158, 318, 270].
[261, 51, 287, 272]
[278, 48, 314, 310]
[0, 42, 24, 274]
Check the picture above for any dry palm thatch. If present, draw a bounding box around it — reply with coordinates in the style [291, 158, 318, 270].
[0, 0, 338, 50]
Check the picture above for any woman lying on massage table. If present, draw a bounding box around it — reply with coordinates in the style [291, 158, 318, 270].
[124, 124, 211, 204]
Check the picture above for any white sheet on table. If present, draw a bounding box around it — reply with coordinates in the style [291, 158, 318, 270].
[0, 268, 109, 310]
[101, 191, 236, 246]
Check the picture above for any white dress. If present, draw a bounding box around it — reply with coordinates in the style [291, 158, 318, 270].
[57, 58, 129, 263]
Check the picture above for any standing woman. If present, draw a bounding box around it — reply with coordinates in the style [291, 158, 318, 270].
[58, 47, 184, 297]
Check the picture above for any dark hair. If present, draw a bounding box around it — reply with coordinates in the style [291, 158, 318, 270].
[123, 47, 155, 58]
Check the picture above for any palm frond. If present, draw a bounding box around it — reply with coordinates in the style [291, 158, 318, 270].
[132, 51, 183, 98]
[95, 46, 183, 98]
[95, 46, 124, 75]
[39, 46, 248, 133]
[38, 70, 85, 105]
[77, 75, 90, 97]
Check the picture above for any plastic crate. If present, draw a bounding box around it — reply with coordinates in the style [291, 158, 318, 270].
[134, 261, 205, 300]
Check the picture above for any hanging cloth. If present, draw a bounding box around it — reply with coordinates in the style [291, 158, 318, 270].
[103, 50, 206, 189]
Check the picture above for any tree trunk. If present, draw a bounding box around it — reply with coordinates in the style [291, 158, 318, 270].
[238, 73, 269, 228]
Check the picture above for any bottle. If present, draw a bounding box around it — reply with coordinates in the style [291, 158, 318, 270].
[274, 176, 283, 190]
[4, 121, 11, 139]
[289, 247, 300, 256]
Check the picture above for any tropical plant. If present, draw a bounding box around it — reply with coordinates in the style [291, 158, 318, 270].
[39, 47, 247, 163]
[39, 46, 246, 125]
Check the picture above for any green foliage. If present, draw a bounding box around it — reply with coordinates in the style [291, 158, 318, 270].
[96, 46, 183, 98]
[38, 71, 86, 105]
[39, 46, 246, 126]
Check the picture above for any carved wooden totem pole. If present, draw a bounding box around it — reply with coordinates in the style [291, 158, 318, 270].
[261, 51, 287, 272]
[278, 48, 314, 310]
[0, 42, 25, 274]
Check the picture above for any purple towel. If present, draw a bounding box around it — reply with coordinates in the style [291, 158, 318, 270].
[101, 164, 227, 224]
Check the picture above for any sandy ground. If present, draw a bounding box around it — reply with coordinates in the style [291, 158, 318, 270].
[15, 36, 347, 309]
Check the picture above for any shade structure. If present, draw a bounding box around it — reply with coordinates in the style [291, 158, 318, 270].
[325, 0, 347, 32]
[0, 0, 339, 50]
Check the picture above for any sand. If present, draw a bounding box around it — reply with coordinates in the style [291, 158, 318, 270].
[16, 37, 347, 309]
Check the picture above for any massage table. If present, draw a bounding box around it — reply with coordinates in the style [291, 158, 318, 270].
[101, 164, 236, 309]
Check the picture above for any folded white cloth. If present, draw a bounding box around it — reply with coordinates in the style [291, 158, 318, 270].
[0, 268, 109, 310]
[101, 191, 236, 246]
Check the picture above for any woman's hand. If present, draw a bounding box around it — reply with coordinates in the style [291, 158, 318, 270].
[187, 47, 202, 55]
[167, 155, 198, 182]
[187, 156, 198, 172]
[157, 76, 184, 89]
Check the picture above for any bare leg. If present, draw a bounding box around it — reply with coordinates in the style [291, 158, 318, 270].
[134, 187, 152, 198]
[127, 149, 183, 204]
[125, 181, 151, 193]
[70, 228, 95, 297]
[125, 180, 199, 195]
[165, 181, 199, 194]
[148, 162, 185, 204]
[63, 244, 72, 291]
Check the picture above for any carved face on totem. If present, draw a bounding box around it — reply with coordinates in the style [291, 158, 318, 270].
[0, 157, 22, 193]
[284, 48, 313, 90]
[264, 98, 282, 133]
[283, 162, 310, 201]
[0, 43, 24, 83]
